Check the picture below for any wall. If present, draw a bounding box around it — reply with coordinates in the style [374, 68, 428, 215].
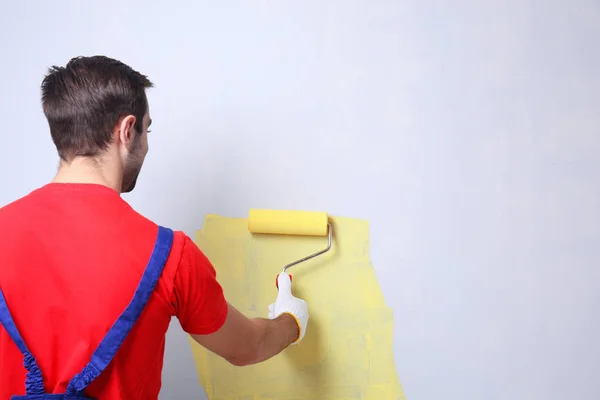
[1, 1, 599, 399]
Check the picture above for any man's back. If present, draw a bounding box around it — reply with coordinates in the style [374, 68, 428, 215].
[0, 55, 308, 399]
[0, 183, 196, 398]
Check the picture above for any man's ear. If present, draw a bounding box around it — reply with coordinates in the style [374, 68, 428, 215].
[116, 115, 137, 147]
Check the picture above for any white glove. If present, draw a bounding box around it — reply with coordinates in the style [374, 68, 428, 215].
[268, 272, 309, 344]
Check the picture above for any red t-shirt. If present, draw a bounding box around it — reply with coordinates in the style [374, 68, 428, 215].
[0, 183, 228, 399]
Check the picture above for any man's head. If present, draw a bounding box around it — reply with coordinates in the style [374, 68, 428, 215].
[41, 56, 153, 193]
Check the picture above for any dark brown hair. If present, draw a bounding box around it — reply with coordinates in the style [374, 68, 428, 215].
[41, 56, 154, 161]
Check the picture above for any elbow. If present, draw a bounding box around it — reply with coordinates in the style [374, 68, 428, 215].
[228, 356, 253, 367]
[226, 347, 259, 366]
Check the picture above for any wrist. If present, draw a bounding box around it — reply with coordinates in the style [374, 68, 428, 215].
[275, 313, 300, 344]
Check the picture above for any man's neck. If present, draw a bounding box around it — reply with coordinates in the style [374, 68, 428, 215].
[52, 157, 122, 193]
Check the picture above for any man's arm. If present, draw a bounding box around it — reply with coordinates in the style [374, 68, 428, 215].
[172, 235, 309, 367]
[190, 303, 299, 366]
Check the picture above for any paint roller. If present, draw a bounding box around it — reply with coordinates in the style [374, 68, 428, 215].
[247, 209, 333, 287]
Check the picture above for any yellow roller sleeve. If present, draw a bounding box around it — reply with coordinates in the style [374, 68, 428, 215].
[248, 209, 329, 236]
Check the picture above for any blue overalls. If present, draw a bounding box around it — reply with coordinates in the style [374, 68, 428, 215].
[0, 226, 174, 400]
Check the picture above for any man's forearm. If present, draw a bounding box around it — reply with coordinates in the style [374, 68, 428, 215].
[246, 313, 299, 365]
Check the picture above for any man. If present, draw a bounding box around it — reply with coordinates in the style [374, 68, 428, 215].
[0, 56, 309, 399]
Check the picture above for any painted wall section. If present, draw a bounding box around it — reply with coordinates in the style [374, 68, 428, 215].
[190, 214, 405, 400]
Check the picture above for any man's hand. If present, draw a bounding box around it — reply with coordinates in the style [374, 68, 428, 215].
[190, 272, 308, 366]
[268, 272, 309, 344]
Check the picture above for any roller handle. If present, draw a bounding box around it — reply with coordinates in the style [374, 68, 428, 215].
[275, 273, 292, 289]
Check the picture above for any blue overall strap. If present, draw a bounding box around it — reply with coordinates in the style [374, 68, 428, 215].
[0, 290, 46, 395]
[65, 226, 174, 396]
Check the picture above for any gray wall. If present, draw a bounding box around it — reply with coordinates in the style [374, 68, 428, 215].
[1, 1, 599, 399]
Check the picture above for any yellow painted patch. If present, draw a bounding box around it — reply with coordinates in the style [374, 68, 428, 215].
[189, 214, 405, 400]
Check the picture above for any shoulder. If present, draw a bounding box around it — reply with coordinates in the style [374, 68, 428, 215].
[151, 227, 201, 312]
[0, 187, 37, 211]
[0, 187, 42, 225]
[167, 232, 228, 334]
[156, 227, 190, 269]
[151, 226, 225, 324]
[160, 230, 213, 283]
